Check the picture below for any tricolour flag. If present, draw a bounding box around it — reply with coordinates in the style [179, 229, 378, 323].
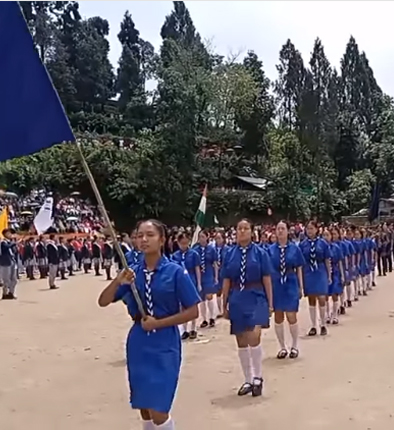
[34, 197, 54, 234]
[0, 2, 75, 162]
[191, 185, 208, 246]
[0, 208, 9, 238]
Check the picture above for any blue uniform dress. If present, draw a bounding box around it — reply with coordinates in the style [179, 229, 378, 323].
[299, 238, 330, 296]
[338, 240, 349, 283]
[125, 248, 143, 266]
[222, 243, 272, 335]
[368, 238, 377, 272]
[193, 244, 218, 299]
[328, 242, 344, 296]
[343, 239, 356, 282]
[268, 242, 305, 312]
[356, 239, 368, 277]
[114, 257, 201, 413]
[172, 248, 201, 290]
[215, 244, 230, 292]
[352, 240, 361, 278]
[364, 238, 373, 276]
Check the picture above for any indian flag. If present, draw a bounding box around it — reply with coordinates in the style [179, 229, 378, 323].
[191, 185, 208, 246]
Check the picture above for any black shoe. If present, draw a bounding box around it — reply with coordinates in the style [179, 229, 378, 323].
[252, 378, 263, 397]
[340, 306, 346, 315]
[209, 318, 215, 328]
[189, 330, 197, 340]
[50, 286, 59, 290]
[320, 326, 328, 336]
[308, 327, 317, 336]
[372, 281, 376, 287]
[237, 383, 253, 396]
[8, 293, 17, 300]
[362, 291, 368, 296]
[200, 320, 208, 329]
[2, 293, 11, 300]
[354, 296, 359, 302]
[181, 331, 190, 341]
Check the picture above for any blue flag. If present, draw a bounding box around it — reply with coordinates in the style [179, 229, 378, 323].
[0, 2, 75, 162]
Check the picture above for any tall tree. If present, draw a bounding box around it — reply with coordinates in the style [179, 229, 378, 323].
[275, 39, 306, 130]
[239, 51, 275, 163]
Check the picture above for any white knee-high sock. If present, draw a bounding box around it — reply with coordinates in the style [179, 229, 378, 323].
[346, 283, 352, 301]
[353, 280, 359, 296]
[250, 345, 263, 380]
[325, 301, 330, 319]
[362, 277, 366, 292]
[309, 305, 317, 327]
[372, 270, 376, 284]
[190, 319, 196, 331]
[200, 301, 207, 321]
[319, 305, 326, 326]
[207, 299, 215, 319]
[238, 347, 252, 384]
[182, 323, 188, 333]
[340, 294, 345, 306]
[154, 417, 175, 429]
[217, 295, 223, 314]
[143, 420, 155, 430]
[274, 323, 286, 349]
[332, 301, 339, 317]
[289, 322, 299, 349]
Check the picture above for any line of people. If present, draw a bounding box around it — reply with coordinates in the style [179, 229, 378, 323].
[98, 218, 381, 430]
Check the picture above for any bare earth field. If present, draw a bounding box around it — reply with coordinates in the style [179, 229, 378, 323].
[1, 271, 394, 430]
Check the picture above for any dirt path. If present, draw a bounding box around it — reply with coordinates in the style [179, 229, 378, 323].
[1, 272, 394, 430]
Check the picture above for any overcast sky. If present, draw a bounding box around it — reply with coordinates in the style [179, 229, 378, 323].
[79, 1, 394, 95]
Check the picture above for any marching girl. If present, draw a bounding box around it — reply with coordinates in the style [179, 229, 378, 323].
[323, 228, 345, 325]
[299, 221, 331, 336]
[172, 232, 201, 340]
[349, 228, 362, 299]
[343, 229, 356, 307]
[194, 231, 219, 328]
[221, 219, 273, 397]
[268, 232, 277, 245]
[369, 232, 378, 287]
[214, 230, 230, 317]
[126, 229, 144, 266]
[354, 228, 368, 296]
[363, 229, 375, 290]
[269, 220, 305, 359]
[81, 239, 92, 274]
[98, 219, 200, 430]
[336, 229, 349, 315]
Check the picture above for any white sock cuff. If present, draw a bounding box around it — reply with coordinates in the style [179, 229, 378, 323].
[154, 417, 174, 429]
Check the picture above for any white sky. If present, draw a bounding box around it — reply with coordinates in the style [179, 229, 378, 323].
[79, 1, 394, 95]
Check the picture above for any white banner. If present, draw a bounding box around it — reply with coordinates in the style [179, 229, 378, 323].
[33, 197, 54, 234]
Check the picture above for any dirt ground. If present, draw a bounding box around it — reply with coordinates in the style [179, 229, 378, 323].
[1, 271, 394, 430]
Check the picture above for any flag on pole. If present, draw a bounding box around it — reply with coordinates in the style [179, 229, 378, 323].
[34, 197, 54, 234]
[0, 208, 9, 238]
[0, 2, 75, 162]
[191, 185, 208, 246]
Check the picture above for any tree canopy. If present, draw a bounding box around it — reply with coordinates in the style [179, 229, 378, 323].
[3, 1, 394, 226]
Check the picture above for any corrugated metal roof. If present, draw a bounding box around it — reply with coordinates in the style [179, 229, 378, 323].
[236, 176, 268, 190]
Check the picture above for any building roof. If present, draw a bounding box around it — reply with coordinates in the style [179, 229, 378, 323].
[236, 176, 268, 190]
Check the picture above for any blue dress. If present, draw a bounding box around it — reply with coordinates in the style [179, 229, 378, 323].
[114, 257, 201, 413]
[215, 244, 230, 292]
[193, 244, 218, 298]
[125, 248, 143, 266]
[352, 239, 361, 277]
[356, 239, 368, 276]
[328, 242, 344, 295]
[368, 238, 377, 271]
[299, 238, 330, 296]
[343, 239, 356, 282]
[268, 242, 305, 312]
[172, 248, 200, 289]
[222, 243, 272, 334]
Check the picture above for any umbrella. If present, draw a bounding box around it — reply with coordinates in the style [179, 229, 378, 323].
[70, 191, 80, 196]
[20, 211, 33, 216]
[67, 216, 78, 222]
[5, 191, 17, 198]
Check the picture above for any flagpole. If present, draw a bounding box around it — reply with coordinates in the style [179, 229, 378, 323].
[76, 140, 146, 318]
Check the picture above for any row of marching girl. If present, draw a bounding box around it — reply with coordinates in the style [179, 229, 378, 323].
[98, 219, 201, 430]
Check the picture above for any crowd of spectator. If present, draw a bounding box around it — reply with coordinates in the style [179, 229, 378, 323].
[0, 189, 104, 234]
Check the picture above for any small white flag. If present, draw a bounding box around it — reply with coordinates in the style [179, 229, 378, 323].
[34, 197, 54, 234]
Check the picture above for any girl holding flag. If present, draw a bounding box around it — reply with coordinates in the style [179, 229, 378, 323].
[98, 219, 200, 430]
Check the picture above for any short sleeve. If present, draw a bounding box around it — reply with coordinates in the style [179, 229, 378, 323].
[113, 283, 131, 303]
[258, 247, 273, 276]
[221, 249, 232, 279]
[337, 246, 344, 261]
[322, 240, 331, 259]
[175, 266, 201, 308]
[211, 246, 218, 263]
[293, 245, 306, 267]
[193, 250, 201, 267]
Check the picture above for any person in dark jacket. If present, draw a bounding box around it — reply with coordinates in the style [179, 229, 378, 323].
[35, 235, 48, 279]
[47, 234, 59, 290]
[92, 236, 102, 276]
[0, 228, 17, 299]
[102, 237, 113, 281]
[23, 237, 36, 281]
